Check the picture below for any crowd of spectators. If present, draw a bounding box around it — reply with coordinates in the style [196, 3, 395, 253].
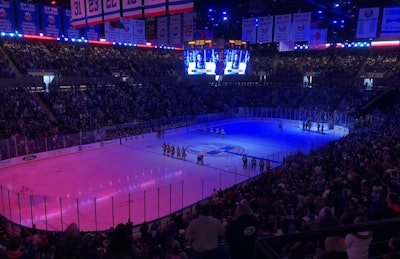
[0, 78, 380, 161]
[364, 49, 399, 74]
[1, 38, 400, 80]
[302, 51, 330, 74]
[325, 49, 369, 78]
[1, 99, 400, 259]
[249, 46, 275, 77]
[275, 52, 303, 78]
[0, 38, 182, 78]
[0, 52, 15, 78]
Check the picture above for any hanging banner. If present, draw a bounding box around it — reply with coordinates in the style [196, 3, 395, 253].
[120, 18, 133, 43]
[70, 0, 86, 27]
[278, 41, 295, 52]
[168, 0, 193, 15]
[257, 16, 273, 43]
[133, 19, 146, 44]
[17, 1, 40, 35]
[169, 14, 181, 45]
[380, 6, 400, 38]
[104, 22, 120, 42]
[157, 16, 168, 44]
[122, 0, 142, 19]
[308, 28, 328, 50]
[356, 7, 379, 39]
[241, 17, 256, 44]
[182, 12, 194, 42]
[0, 0, 16, 33]
[85, 0, 103, 26]
[274, 14, 292, 42]
[144, 0, 166, 17]
[292, 12, 311, 42]
[63, 8, 82, 38]
[42, 5, 61, 38]
[145, 17, 157, 40]
[103, 0, 121, 23]
[84, 24, 101, 40]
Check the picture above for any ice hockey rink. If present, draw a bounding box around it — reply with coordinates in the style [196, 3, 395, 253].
[0, 118, 345, 231]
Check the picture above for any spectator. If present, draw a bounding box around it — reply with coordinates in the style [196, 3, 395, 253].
[319, 236, 349, 259]
[345, 216, 373, 259]
[318, 207, 339, 229]
[5, 235, 32, 259]
[164, 240, 188, 259]
[226, 200, 259, 259]
[104, 223, 138, 259]
[185, 203, 225, 259]
[54, 222, 96, 259]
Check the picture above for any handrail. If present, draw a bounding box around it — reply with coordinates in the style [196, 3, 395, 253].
[255, 217, 400, 259]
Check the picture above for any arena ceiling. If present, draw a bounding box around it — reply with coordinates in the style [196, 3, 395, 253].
[195, 0, 400, 40]
[33, 0, 400, 40]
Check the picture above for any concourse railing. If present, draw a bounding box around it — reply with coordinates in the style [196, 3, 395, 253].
[255, 217, 400, 259]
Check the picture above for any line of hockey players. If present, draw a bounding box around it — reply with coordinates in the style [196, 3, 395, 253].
[197, 125, 225, 136]
[162, 142, 187, 160]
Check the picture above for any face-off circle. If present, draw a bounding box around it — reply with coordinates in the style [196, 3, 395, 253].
[186, 143, 245, 157]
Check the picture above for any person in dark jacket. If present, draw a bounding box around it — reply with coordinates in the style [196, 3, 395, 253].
[226, 200, 259, 259]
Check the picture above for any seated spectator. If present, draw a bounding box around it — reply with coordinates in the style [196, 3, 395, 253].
[104, 223, 138, 259]
[319, 236, 349, 259]
[5, 235, 32, 259]
[164, 240, 188, 259]
[54, 222, 96, 259]
[345, 216, 373, 259]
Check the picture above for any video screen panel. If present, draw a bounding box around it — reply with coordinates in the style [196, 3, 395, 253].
[223, 49, 250, 75]
[184, 49, 219, 75]
[184, 49, 250, 75]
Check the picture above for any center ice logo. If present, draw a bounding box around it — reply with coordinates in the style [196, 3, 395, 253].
[187, 143, 244, 157]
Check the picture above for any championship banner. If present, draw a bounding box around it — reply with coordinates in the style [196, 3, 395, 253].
[145, 17, 157, 40]
[380, 6, 400, 38]
[120, 18, 133, 43]
[70, 0, 86, 27]
[122, 0, 142, 19]
[42, 5, 61, 38]
[63, 8, 82, 38]
[84, 24, 101, 40]
[308, 28, 328, 50]
[182, 12, 194, 42]
[133, 19, 146, 44]
[241, 18, 256, 44]
[168, 0, 193, 15]
[144, 0, 166, 17]
[85, 0, 103, 26]
[356, 7, 379, 39]
[157, 16, 168, 44]
[0, 0, 16, 33]
[274, 14, 292, 42]
[17, 1, 40, 35]
[257, 16, 273, 43]
[169, 14, 181, 45]
[292, 12, 311, 42]
[104, 22, 120, 42]
[103, 0, 121, 23]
